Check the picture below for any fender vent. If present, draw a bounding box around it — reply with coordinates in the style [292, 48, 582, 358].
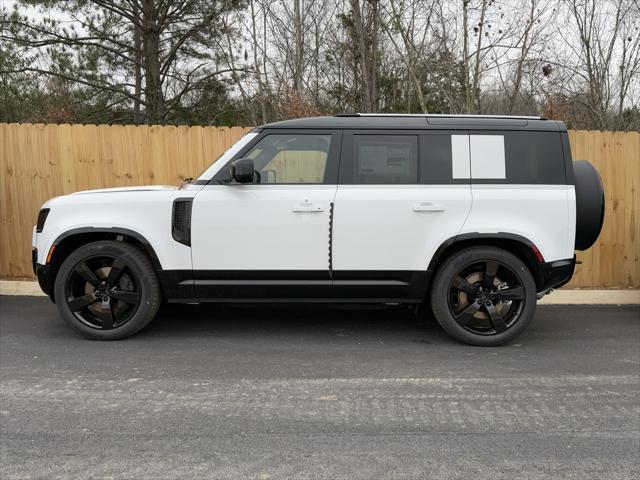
[172, 198, 193, 246]
[36, 208, 50, 233]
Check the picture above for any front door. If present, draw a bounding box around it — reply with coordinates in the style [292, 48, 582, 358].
[190, 129, 341, 299]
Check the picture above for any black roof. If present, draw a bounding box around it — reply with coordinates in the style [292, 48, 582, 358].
[256, 114, 565, 132]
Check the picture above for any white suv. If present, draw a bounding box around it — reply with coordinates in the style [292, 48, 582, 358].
[32, 114, 604, 345]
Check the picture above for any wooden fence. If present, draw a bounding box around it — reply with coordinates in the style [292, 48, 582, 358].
[0, 123, 638, 288]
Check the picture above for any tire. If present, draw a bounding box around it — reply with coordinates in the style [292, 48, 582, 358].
[430, 246, 537, 346]
[53, 240, 161, 340]
[573, 160, 605, 250]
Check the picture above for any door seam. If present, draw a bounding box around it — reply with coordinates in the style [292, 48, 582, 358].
[328, 201, 334, 278]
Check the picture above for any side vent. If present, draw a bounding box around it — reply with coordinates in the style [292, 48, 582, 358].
[36, 208, 50, 233]
[172, 198, 193, 246]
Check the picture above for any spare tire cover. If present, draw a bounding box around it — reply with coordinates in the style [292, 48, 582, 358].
[573, 160, 605, 250]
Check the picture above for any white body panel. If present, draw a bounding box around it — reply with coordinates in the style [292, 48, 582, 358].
[332, 185, 472, 271]
[34, 182, 576, 275]
[191, 184, 335, 270]
[462, 185, 575, 262]
[33, 185, 200, 270]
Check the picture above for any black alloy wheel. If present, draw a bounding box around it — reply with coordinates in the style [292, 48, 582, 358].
[430, 246, 537, 346]
[54, 240, 161, 340]
[447, 259, 525, 335]
[65, 256, 142, 330]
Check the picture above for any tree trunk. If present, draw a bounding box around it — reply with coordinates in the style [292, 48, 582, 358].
[142, 0, 164, 123]
[508, 0, 537, 114]
[369, 0, 378, 111]
[462, 0, 470, 113]
[132, 0, 143, 123]
[250, 0, 267, 124]
[293, 0, 304, 96]
[351, 0, 373, 112]
[470, 0, 488, 113]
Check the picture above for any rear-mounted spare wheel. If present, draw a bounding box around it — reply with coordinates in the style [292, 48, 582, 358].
[573, 160, 605, 251]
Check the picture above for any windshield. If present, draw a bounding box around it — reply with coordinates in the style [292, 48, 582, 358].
[195, 132, 259, 182]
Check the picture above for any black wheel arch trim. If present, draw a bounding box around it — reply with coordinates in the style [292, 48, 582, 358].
[427, 232, 572, 292]
[427, 232, 541, 269]
[50, 227, 163, 270]
[41, 227, 164, 302]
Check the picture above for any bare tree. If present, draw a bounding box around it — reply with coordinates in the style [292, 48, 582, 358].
[505, 0, 555, 113]
[348, 0, 379, 111]
[553, 0, 640, 129]
[379, 0, 437, 112]
[0, 0, 245, 124]
[1, 0, 638, 128]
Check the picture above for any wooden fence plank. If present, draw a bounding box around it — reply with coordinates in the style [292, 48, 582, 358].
[0, 123, 637, 288]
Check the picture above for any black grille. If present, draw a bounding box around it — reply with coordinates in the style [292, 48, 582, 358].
[36, 208, 50, 233]
[172, 198, 193, 246]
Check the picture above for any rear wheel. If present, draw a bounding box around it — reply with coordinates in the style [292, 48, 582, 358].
[430, 247, 537, 346]
[54, 240, 161, 340]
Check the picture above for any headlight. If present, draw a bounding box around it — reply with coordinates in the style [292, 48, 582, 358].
[36, 208, 50, 233]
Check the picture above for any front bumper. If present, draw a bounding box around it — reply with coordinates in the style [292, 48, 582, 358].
[33, 249, 54, 300]
[539, 256, 576, 291]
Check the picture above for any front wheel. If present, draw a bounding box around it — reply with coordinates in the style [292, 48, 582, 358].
[430, 246, 537, 346]
[53, 240, 161, 340]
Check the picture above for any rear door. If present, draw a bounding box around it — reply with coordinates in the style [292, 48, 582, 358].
[331, 130, 473, 300]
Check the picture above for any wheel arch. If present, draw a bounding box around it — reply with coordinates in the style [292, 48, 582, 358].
[44, 227, 162, 302]
[426, 233, 546, 292]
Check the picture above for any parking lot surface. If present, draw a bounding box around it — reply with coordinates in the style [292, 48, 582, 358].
[1, 296, 638, 479]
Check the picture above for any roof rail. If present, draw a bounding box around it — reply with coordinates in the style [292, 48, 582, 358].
[335, 113, 546, 120]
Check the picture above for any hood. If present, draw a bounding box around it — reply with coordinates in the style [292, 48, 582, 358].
[71, 185, 178, 195]
[41, 184, 196, 210]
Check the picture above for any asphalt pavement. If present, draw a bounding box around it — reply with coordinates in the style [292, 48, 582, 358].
[1, 296, 638, 479]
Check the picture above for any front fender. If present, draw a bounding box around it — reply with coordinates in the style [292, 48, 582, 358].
[34, 190, 194, 271]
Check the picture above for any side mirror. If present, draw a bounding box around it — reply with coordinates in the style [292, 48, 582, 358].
[229, 158, 255, 184]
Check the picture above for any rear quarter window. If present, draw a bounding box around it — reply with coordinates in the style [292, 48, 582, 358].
[471, 131, 566, 184]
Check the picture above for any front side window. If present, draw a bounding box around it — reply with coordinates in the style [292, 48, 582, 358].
[347, 135, 418, 184]
[242, 134, 332, 184]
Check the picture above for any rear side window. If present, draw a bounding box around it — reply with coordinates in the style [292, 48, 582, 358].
[503, 131, 565, 184]
[419, 134, 468, 184]
[339, 130, 566, 185]
[469, 131, 566, 184]
[346, 135, 418, 184]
